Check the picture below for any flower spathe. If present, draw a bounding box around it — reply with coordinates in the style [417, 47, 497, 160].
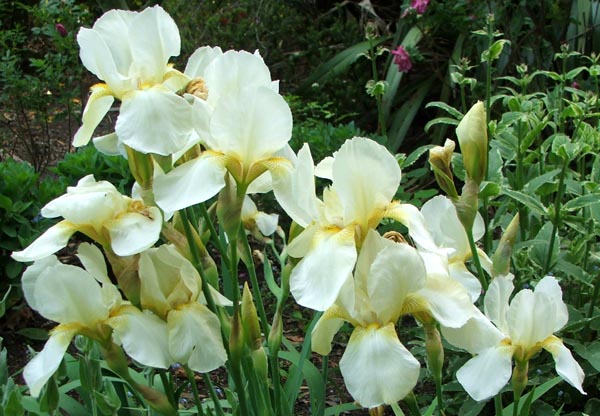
[74, 5, 194, 155]
[12, 175, 162, 262]
[311, 230, 474, 408]
[442, 274, 586, 401]
[276, 137, 436, 311]
[21, 244, 121, 397]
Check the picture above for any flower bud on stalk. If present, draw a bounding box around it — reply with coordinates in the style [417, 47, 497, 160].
[268, 307, 283, 354]
[424, 323, 444, 385]
[492, 213, 520, 278]
[456, 101, 488, 185]
[101, 342, 177, 416]
[454, 179, 479, 233]
[241, 283, 262, 351]
[429, 139, 459, 199]
[217, 175, 245, 240]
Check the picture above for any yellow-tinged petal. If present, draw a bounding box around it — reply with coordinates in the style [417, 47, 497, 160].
[167, 303, 227, 372]
[11, 221, 76, 262]
[107, 206, 162, 256]
[340, 323, 420, 408]
[455, 345, 514, 401]
[109, 306, 173, 369]
[312, 305, 349, 355]
[543, 336, 586, 395]
[290, 227, 356, 311]
[24, 327, 77, 397]
[73, 85, 114, 147]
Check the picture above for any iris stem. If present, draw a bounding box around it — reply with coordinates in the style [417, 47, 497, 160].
[184, 365, 205, 416]
[466, 228, 488, 291]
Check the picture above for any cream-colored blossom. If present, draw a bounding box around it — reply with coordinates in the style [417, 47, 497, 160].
[12, 175, 161, 261]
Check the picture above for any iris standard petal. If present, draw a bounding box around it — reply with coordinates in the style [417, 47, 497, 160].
[185, 46, 223, 77]
[210, 86, 292, 163]
[543, 336, 586, 394]
[420, 195, 470, 259]
[109, 306, 173, 369]
[73, 85, 114, 147]
[203, 50, 272, 106]
[507, 288, 556, 348]
[272, 144, 320, 228]
[76, 242, 110, 285]
[331, 137, 400, 226]
[107, 206, 162, 256]
[154, 154, 227, 212]
[366, 236, 426, 323]
[11, 221, 76, 262]
[290, 227, 357, 311]
[128, 5, 180, 83]
[77, 26, 130, 94]
[116, 87, 193, 155]
[22, 256, 108, 326]
[483, 274, 514, 333]
[167, 303, 227, 372]
[24, 327, 77, 397]
[534, 276, 569, 332]
[456, 345, 514, 401]
[340, 323, 420, 408]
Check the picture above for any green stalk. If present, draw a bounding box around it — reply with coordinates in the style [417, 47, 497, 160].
[494, 394, 503, 416]
[369, 37, 387, 137]
[184, 365, 205, 416]
[199, 203, 227, 259]
[157, 369, 176, 410]
[467, 228, 488, 290]
[543, 158, 568, 274]
[482, 14, 494, 253]
[181, 208, 218, 314]
[242, 236, 270, 337]
[202, 373, 225, 416]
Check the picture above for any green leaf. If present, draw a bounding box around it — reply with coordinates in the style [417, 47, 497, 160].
[263, 255, 282, 300]
[387, 77, 434, 152]
[324, 402, 361, 415]
[563, 193, 600, 211]
[502, 377, 562, 415]
[502, 188, 547, 216]
[424, 117, 460, 132]
[529, 222, 559, 270]
[523, 169, 560, 194]
[400, 145, 434, 169]
[299, 37, 390, 90]
[4, 389, 24, 416]
[16, 328, 49, 341]
[424, 101, 463, 119]
[481, 39, 510, 62]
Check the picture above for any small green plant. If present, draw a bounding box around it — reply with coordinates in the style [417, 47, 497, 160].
[0, 0, 92, 171]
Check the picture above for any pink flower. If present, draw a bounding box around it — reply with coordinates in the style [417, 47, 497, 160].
[411, 0, 430, 14]
[391, 46, 412, 73]
[55, 23, 68, 37]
